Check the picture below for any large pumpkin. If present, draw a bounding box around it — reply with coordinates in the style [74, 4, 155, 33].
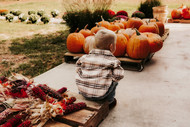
[66, 33, 85, 53]
[113, 33, 127, 57]
[83, 36, 95, 54]
[143, 32, 163, 53]
[126, 18, 144, 29]
[126, 30, 150, 59]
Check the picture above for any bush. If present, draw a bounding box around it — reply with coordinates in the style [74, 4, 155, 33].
[51, 9, 59, 17]
[28, 14, 38, 24]
[37, 10, 45, 17]
[131, 11, 145, 19]
[6, 14, 14, 22]
[62, 0, 113, 32]
[41, 15, 50, 24]
[138, 0, 161, 18]
[28, 10, 36, 15]
[10, 9, 22, 16]
[0, 9, 8, 16]
[19, 13, 27, 22]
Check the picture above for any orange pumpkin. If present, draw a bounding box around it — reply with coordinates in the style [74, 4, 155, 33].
[121, 20, 128, 29]
[126, 18, 144, 29]
[113, 33, 128, 56]
[91, 25, 105, 35]
[115, 22, 125, 29]
[97, 21, 110, 29]
[138, 22, 159, 34]
[108, 22, 120, 31]
[126, 30, 150, 59]
[155, 21, 165, 36]
[83, 36, 95, 54]
[97, 16, 111, 29]
[143, 32, 163, 53]
[79, 24, 92, 38]
[66, 33, 85, 53]
[118, 29, 130, 41]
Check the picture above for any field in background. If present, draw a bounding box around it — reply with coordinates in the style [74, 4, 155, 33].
[1, 0, 190, 40]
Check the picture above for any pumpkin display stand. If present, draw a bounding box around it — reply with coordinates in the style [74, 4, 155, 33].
[168, 19, 190, 23]
[64, 29, 169, 71]
[52, 92, 109, 127]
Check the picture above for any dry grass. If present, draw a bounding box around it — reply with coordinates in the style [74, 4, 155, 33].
[62, 0, 114, 12]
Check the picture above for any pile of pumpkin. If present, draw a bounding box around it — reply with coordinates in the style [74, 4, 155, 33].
[171, 4, 190, 19]
[66, 17, 165, 59]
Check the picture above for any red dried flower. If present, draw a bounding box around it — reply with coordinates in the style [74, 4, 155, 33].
[116, 10, 128, 17]
[107, 9, 115, 17]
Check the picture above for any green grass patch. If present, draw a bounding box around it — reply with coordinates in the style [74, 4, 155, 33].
[7, 30, 69, 77]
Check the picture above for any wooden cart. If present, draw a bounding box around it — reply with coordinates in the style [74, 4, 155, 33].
[64, 29, 169, 71]
[45, 92, 109, 127]
[168, 19, 190, 23]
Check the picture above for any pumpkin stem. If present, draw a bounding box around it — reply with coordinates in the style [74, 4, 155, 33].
[84, 24, 88, 29]
[115, 30, 119, 34]
[101, 15, 105, 21]
[135, 28, 141, 36]
[155, 18, 159, 22]
[145, 20, 149, 25]
[75, 28, 79, 33]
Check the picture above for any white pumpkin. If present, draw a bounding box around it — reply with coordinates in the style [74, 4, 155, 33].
[125, 28, 136, 38]
[83, 36, 95, 54]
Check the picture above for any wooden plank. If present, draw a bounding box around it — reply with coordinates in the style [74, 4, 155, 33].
[67, 92, 105, 111]
[58, 109, 96, 126]
[44, 120, 72, 127]
[162, 28, 169, 41]
[168, 18, 190, 23]
[54, 91, 109, 127]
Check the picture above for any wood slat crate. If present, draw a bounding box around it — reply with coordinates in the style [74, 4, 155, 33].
[64, 29, 169, 71]
[168, 19, 190, 23]
[52, 92, 109, 127]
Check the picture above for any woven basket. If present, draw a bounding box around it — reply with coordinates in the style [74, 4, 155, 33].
[153, 5, 168, 23]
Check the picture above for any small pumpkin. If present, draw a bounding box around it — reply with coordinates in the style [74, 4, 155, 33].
[83, 36, 95, 54]
[91, 25, 105, 35]
[115, 22, 125, 29]
[125, 28, 136, 38]
[79, 24, 92, 38]
[142, 32, 163, 53]
[121, 20, 128, 29]
[118, 29, 130, 41]
[126, 18, 144, 29]
[108, 22, 120, 31]
[97, 16, 111, 29]
[155, 21, 165, 36]
[66, 32, 85, 53]
[113, 32, 128, 56]
[138, 22, 159, 34]
[126, 29, 150, 59]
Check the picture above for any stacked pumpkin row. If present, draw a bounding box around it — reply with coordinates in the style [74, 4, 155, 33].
[66, 17, 165, 59]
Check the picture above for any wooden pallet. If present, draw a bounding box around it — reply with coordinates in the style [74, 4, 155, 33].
[52, 92, 109, 127]
[168, 18, 190, 23]
[64, 29, 169, 71]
